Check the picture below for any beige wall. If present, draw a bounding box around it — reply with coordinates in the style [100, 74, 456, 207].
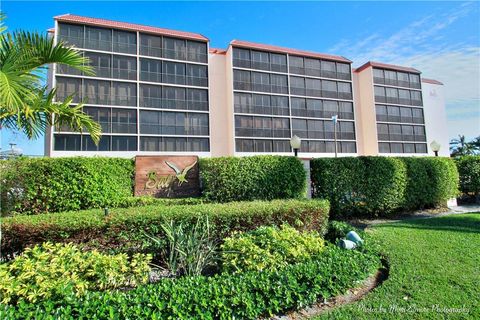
[422, 82, 450, 156]
[353, 67, 379, 155]
[208, 51, 234, 157]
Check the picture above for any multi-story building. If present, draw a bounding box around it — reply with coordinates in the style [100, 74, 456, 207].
[45, 14, 449, 158]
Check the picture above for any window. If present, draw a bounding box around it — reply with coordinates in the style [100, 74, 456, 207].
[271, 96, 289, 116]
[384, 70, 397, 86]
[341, 141, 356, 153]
[400, 107, 413, 123]
[251, 51, 270, 70]
[307, 120, 324, 139]
[404, 143, 415, 153]
[251, 72, 270, 92]
[84, 107, 111, 133]
[377, 123, 389, 141]
[321, 80, 337, 98]
[378, 142, 390, 153]
[323, 100, 338, 119]
[187, 41, 207, 63]
[163, 86, 186, 109]
[376, 105, 388, 122]
[336, 63, 351, 80]
[290, 76, 305, 95]
[187, 113, 209, 135]
[398, 89, 411, 105]
[253, 94, 271, 114]
[272, 118, 290, 138]
[386, 87, 399, 104]
[254, 139, 273, 152]
[270, 74, 288, 94]
[305, 58, 321, 77]
[415, 143, 427, 153]
[140, 58, 162, 82]
[236, 139, 254, 152]
[140, 84, 162, 108]
[324, 121, 335, 139]
[85, 26, 111, 51]
[291, 98, 307, 117]
[401, 125, 414, 141]
[112, 82, 136, 106]
[414, 125, 426, 141]
[54, 134, 81, 151]
[58, 51, 84, 76]
[306, 99, 323, 118]
[389, 124, 402, 141]
[113, 30, 136, 54]
[140, 110, 160, 134]
[374, 86, 386, 102]
[387, 106, 400, 122]
[112, 55, 136, 80]
[164, 112, 185, 135]
[339, 102, 354, 119]
[112, 136, 137, 151]
[163, 37, 186, 60]
[292, 119, 308, 138]
[391, 143, 403, 153]
[140, 111, 208, 136]
[234, 92, 252, 114]
[83, 79, 110, 105]
[82, 135, 110, 151]
[186, 64, 208, 87]
[85, 52, 111, 78]
[233, 70, 251, 90]
[373, 68, 384, 83]
[397, 72, 409, 87]
[187, 88, 208, 111]
[409, 74, 421, 88]
[163, 61, 186, 85]
[289, 56, 304, 75]
[337, 82, 352, 99]
[56, 77, 81, 103]
[270, 53, 287, 72]
[233, 48, 251, 68]
[411, 90, 422, 106]
[321, 60, 336, 78]
[140, 34, 162, 57]
[111, 108, 137, 133]
[412, 108, 424, 124]
[306, 78, 321, 97]
[58, 23, 84, 47]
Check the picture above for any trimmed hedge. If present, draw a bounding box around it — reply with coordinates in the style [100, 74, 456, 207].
[0, 200, 329, 260]
[200, 155, 306, 202]
[0, 245, 380, 319]
[455, 156, 480, 198]
[311, 156, 458, 217]
[0, 157, 134, 215]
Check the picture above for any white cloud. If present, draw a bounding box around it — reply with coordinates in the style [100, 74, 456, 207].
[328, 2, 480, 140]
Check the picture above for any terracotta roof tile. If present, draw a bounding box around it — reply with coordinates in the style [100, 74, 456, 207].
[422, 78, 443, 85]
[54, 14, 208, 41]
[47, 28, 55, 33]
[355, 61, 420, 74]
[230, 40, 351, 63]
[209, 48, 227, 54]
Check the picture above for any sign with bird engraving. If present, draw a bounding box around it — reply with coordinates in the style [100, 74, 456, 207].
[134, 156, 200, 198]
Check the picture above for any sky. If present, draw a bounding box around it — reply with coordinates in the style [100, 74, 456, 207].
[1, 0, 479, 155]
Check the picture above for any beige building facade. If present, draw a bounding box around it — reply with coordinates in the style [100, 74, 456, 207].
[46, 14, 448, 158]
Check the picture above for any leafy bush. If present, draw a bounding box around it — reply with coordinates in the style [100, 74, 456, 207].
[1, 245, 380, 319]
[200, 155, 306, 202]
[311, 156, 458, 218]
[0, 242, 151, 304]
[1, 200, 329, 260]
[325, 220, 362, 243]
[0, 157, 134, 215]
[455, 156, 480, 199]
[221, 225, 324, 273]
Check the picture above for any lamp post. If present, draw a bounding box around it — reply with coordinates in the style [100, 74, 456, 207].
[430, 140, 441, 157]
[290, 135, 301, 157]
[332, 115, 338, 158]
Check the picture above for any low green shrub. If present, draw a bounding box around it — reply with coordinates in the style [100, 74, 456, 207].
[221, 225, 325, 273]
[325, 221, 362, 243]
[1, 245, 380, 319]
[455, 155, 480, 199]
[0, 200, 329, 260]
[200, 155, 306, 202]
[311, 156, 458, 218]
[0, 242, 151, 305]
[0, 157, 134, 215]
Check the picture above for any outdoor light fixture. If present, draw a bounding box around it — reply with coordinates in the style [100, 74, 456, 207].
[332, 115, 338, 158]
[430, 140, 441, 157]
[290, 135, 301, 157]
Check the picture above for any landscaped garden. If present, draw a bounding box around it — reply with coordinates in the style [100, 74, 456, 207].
[0, 154, 479, 319]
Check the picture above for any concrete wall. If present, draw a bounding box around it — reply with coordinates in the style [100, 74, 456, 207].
[422, 82, 450, 156]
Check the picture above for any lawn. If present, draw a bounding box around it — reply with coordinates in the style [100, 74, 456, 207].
[316, 213, 480, 319]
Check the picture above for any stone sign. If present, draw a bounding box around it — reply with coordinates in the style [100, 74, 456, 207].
[134, 156, 200, 198]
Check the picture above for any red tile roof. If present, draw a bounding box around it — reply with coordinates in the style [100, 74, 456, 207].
[422, 78, 443, 85]
[230, 40, 351, 63]
[209, 48, 227, 55]
[54, 14, 208, 42]
[47, 28, 55, 33]
[355, 61, 420, 74]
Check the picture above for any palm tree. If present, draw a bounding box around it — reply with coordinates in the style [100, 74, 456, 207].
[471, 136, 480, 154]
[0, 13, 101, 143]
[450, 135, 474, 157]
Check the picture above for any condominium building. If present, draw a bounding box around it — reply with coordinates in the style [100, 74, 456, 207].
[45, 14, 449, 158]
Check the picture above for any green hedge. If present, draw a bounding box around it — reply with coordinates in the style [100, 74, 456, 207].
[200, 155, 306, 202]
[311, 156, 458, 217]
[0, 200, 329, 260]
[0, 157, 134, 215]
[1, 245, 380, 319]
[455, 156, 480, 198]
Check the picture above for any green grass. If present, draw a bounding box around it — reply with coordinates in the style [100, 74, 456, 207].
[316, 213, 480, 319]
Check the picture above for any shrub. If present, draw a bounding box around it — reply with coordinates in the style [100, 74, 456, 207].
[455, 156, 480, 198]
[200, 155, 306, 202]
[311, 157, 407, 217]
[221, 225, 325, 273]
[311, 156, 458, 218]
[0, 242, 151, 305]
[1, 245, 380, 319]
[0, 157, 134, 215]
[401, 157, 459, 209]
[0, 200, 329, 260]
[325, 220, 362, 243]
